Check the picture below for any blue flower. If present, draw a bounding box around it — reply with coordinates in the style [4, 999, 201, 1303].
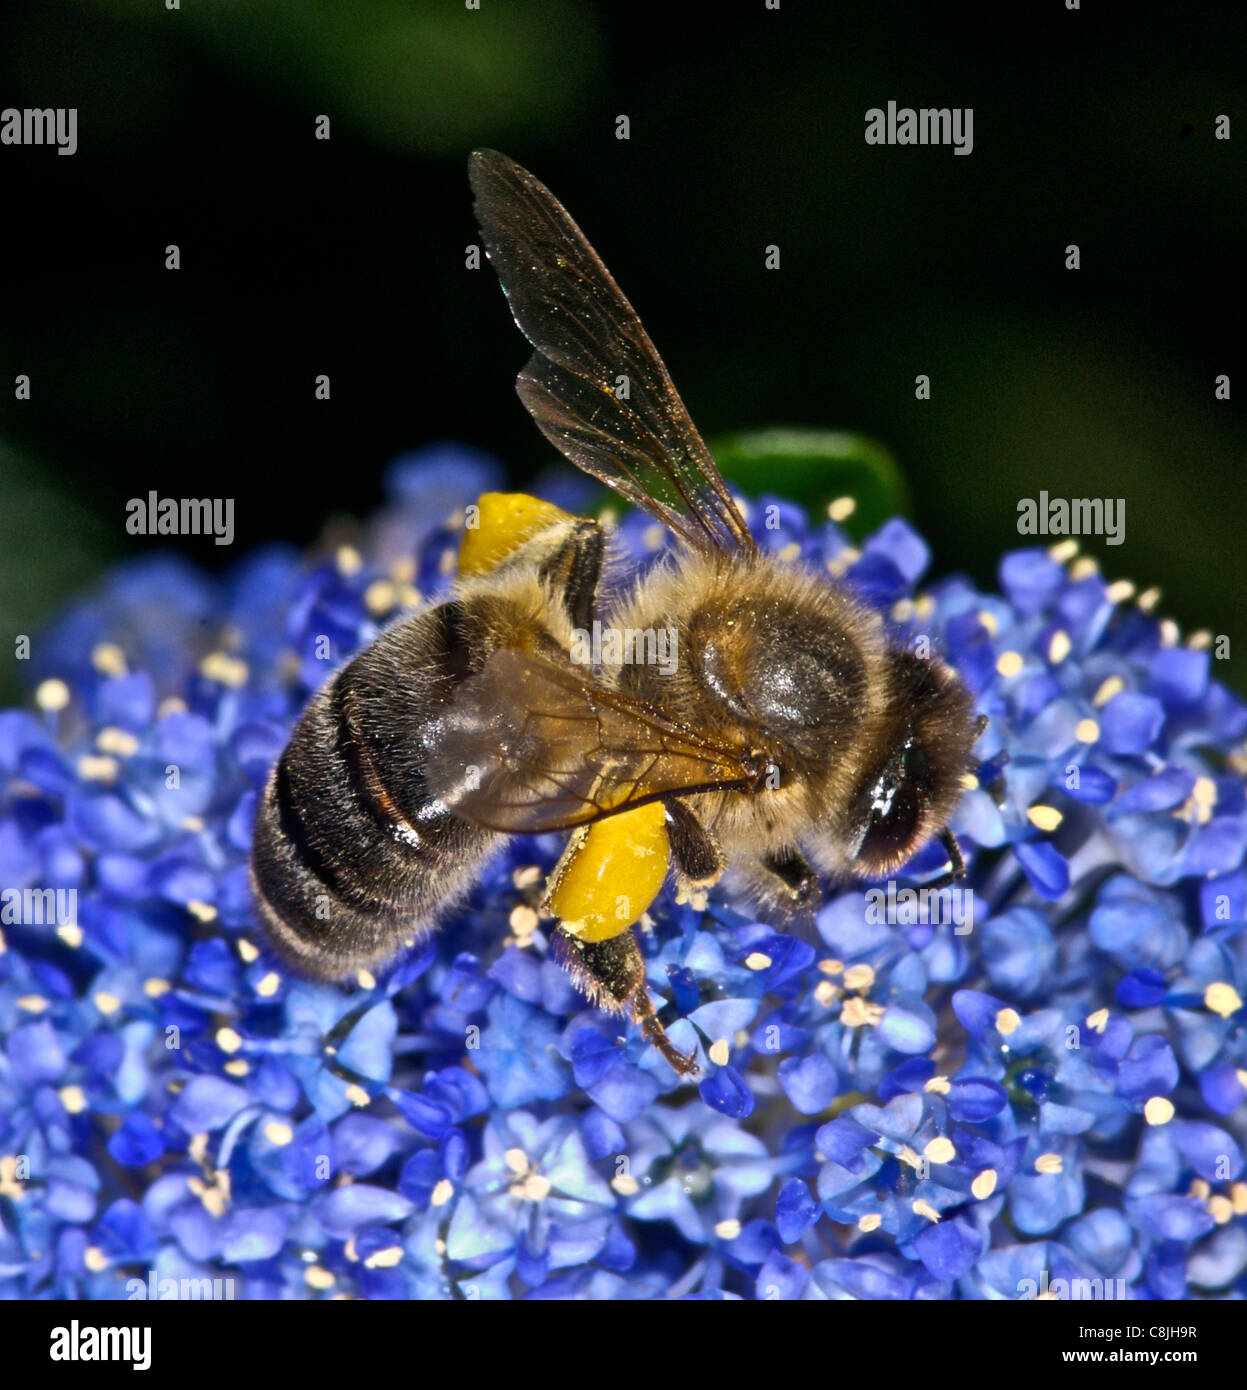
[2, 443, 1245, 1298]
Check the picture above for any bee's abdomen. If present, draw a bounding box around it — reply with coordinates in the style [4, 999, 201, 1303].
[250, 602, 499, 979]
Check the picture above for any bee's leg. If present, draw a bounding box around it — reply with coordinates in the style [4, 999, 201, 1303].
[664, 798, 724, 888]
[551, 926, 699, 1076]
[923, 827, 967, 890]
[758, 846, 820, 907]
[537, 517, 604, 632]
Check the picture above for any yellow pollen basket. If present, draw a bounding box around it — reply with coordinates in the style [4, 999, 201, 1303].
[547, 801, 670, 942]
[458, 492, 572, 575]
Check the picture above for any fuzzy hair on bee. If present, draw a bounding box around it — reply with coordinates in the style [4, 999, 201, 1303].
[250, 149, 984, 1075]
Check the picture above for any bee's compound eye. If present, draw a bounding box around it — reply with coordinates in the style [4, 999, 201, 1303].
[854, 741, 929, 869]
[856, 778, 923, 861]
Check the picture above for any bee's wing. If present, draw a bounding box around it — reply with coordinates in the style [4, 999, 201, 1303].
[424, 648, 762, 833]
[469, 148, 756, 559]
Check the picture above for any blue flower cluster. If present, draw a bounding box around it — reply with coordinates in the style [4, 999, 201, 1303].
[2, 444, 1245, 1300]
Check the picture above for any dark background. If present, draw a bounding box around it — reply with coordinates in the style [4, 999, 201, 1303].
[1, 0, 1243, 702]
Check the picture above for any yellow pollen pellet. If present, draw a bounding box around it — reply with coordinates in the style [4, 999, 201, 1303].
[714, 1220, 741, 1241]
[924, 1075, 951, 1095]
[504, 1149, 529, 1176]
[1144, 1096, 1175, 1125]
[237, 939, 259, 963]
[828, 496, 856, 523]
[1047, 630, 1071, 664]
[857, 1212, 883, 1232]
[1158, 619, 1180, 648]
[1231, 1183, 1247, 1216]
[57, 924, 83, 949]
[642, 524, 665, 550]
[94, 991, 121, 1016]
[819, 959, 844, 976]
[365, 1246, 404, 1269]
[1027, 805, 1063, 832]
[265, 1122, 294, 1147]
[305, 1266, 335, 1290]
[708, 1039, 731, 1067]
[971, 1169, 998, 1200]
[144, 978, 171, 998]
[995, 1008, 1021, 1035]
[1204, 982, 1243, 1018]
[1189, 1178, 1211, 1200]
[17, 995, 47, 1012]
[898, 1145, 923, 1170]
[777, 542, 801, 563]
[1105, 579, 1135, 604]
[1035, 1153, 1063, 1174]
[744, 952, 772, 971]
[345, 1085, 371, 1108]
[977, 609, 999, 636]
[224, 1059, 249, 1077]
[431, 1179, 455, 1207]
[1069, 557, 1098, 582]
[1075, 718, 1100, 743]
[1047, 539, 1078, 564]
[84, 1246, 109, 1273]
[216, 1028, 243, 1054]
[924, 1137, 956, 1165]
[912, 1199, 940, 1223]
[356, 969, 377, 990]
[186, 900, 217, 923]
[1086, 1008, 1109, 1033]
[611, 1174, 639, 1197]
[995, 651, 1024, 679]
[1137, 586, 1161, 612]
[256, 972, 281, 997]
[35, 678, 71, 711]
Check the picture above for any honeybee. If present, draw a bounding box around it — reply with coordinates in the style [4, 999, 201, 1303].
[250, 149, 983, 1075]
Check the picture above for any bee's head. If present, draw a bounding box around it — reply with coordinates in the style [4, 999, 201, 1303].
[849, 649, 981, 877]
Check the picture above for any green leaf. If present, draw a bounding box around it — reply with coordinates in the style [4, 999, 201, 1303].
[710, 428, 910, 540]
